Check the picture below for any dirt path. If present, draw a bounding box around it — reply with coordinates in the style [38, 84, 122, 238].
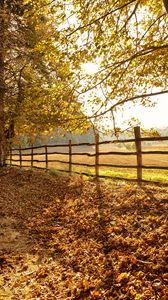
[0, 167, 70, 253]
[0, 215, 32, 253]
[0, 167, 168, 299]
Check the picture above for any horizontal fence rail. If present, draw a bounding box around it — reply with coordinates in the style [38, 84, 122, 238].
[7, 126, 168, 184]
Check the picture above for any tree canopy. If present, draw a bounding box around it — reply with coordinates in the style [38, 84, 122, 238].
[3, 1, 89, 136]
[62, 0, 168, 132]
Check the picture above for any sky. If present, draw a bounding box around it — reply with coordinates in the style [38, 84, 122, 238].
[118, 94, 168, 129]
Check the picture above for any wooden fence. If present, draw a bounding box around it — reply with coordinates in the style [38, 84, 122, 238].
[7, 126, 168, 184]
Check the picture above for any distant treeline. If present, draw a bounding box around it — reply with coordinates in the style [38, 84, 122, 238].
[16, 129, 95, 148]
[14, 127, 168, 148]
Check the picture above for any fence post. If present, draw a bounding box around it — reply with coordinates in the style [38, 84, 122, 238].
[19, 145, 22, 168]
[69, 139, 72, 175]
[134, 126, 142, 184]
[45, 145, 48, 171]
[31, 145, 33, 168]
[95, 133, 99, 180]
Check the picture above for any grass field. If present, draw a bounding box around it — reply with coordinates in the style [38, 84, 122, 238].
[9, 143, 168, 183]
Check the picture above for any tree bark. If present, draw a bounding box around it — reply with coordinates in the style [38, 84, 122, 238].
[163, 0, 168, 12]
[0, 0, 7, 166]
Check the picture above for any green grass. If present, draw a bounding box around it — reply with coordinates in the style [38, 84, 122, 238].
[142, 169, 168, 183]
[70, 165, 168, 184]
[6, 159, 168, 184]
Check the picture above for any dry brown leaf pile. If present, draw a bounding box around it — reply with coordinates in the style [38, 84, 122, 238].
[0, 167, 167, 299]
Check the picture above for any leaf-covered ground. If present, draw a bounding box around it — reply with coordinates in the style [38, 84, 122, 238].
[0, 167, 167, 299]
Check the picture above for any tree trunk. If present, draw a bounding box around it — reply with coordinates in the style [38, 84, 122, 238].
[0, 0, 7, 166]
[163, 0, 168, 12]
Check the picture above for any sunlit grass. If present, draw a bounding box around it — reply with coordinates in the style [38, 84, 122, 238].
[70, 165, 168, 183]
[7, 160, 168, 184]
[142, 169, 168, 183]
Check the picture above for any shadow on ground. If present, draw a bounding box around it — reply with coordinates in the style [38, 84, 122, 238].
[0, 167, 167, 299]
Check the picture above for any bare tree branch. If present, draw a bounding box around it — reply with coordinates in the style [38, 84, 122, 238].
[119, 0, 140, 33]
[61, 90, 168, 124]
[93, 90, 168, 119]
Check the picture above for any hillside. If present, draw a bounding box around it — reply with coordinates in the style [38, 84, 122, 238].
[0, 168, 167, 299]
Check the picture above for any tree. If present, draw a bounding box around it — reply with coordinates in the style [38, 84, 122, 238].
[0, 1, 167, 166]
[5, 1, 89, 135]
[0, 0, 8, 165]
[0, 0, 90, 165]
[163, 0, 168, 12]
[62, 0, 168, 132]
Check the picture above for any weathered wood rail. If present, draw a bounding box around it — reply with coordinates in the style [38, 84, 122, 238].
[7, 126, 168, 184]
